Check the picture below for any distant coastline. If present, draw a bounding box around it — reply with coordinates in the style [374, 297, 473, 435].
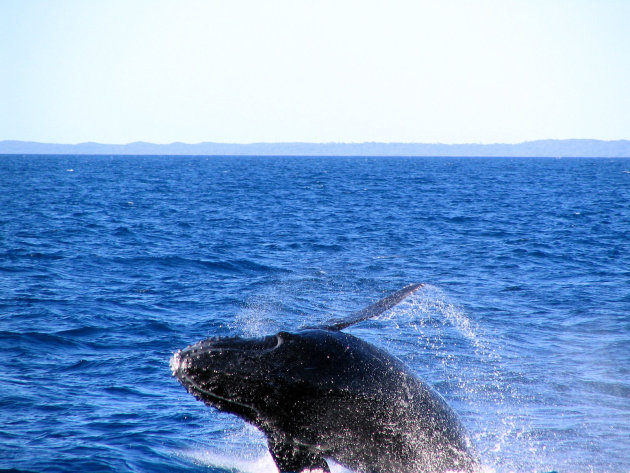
[1, 139, 630, 157]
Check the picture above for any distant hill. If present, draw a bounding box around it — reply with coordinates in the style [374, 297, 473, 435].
[1, 139, 629, 157]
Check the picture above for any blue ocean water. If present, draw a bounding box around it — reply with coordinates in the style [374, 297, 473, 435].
[0, 155, 628, 473]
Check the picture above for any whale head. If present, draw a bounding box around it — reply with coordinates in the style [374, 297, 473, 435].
[169, 329, 375, 422]
[170, 332, 294, 420]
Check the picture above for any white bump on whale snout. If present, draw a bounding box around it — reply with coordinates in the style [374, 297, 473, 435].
[169, 350, 181, 376]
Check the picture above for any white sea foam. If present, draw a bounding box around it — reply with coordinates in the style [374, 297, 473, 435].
[179, 448, 277, 473]
[179, 448, 353, 473]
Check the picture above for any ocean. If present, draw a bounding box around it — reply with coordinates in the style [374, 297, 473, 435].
[0, 155, 628, 473]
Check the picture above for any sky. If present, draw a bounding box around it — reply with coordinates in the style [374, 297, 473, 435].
[1, 0, 629, 144]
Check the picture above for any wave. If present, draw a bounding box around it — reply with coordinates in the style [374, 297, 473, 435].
[104, 255, 291, 275]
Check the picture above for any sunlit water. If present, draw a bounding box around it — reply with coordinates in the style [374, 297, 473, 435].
[1, 155, 628, 472]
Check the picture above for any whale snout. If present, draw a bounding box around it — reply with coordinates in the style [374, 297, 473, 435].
[170, 334, 284, 382]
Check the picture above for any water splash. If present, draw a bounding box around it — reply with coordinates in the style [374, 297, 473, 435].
[224, 283, 554, 472]
[232, 297, 283, 338]
[349, 285, 535, 472]
[383, 284, 479, 341]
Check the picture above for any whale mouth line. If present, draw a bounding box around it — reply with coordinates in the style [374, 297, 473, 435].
[181, 372, 260, 415]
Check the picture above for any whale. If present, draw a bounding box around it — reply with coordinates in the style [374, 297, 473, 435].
[170, 283, 478, 473]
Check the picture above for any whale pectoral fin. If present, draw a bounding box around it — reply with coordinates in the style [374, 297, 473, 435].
[310, 283, 424, 331]
[268, 436, 330, 473]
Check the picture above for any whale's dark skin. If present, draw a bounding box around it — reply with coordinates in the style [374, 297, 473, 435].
[170, 284, 478, 473]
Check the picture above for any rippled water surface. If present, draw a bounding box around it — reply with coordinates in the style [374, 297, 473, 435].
[1, 155, 629, 472]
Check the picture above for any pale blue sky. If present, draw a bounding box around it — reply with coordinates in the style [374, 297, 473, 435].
[1, 0, 629, 144]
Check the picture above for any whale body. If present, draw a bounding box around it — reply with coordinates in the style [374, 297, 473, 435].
[170, 284, 478, 473]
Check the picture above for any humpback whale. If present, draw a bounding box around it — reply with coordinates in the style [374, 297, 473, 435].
[170, 283, 478, 473]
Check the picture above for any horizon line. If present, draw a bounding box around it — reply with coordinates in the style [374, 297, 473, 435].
[2, 138, 630, 158]
[2, 138, 630, 146]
